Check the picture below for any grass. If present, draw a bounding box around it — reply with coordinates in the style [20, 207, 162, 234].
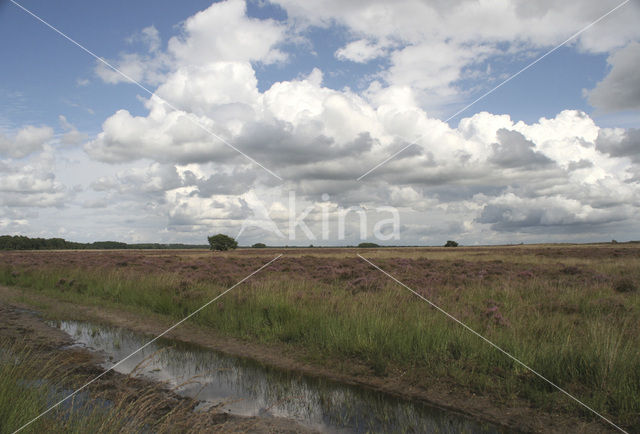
[0, 338, 215, 433]
[0, 246, 639, 430]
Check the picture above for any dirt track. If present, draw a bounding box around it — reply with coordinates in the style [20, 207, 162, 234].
[0, 296, 316, 433]
[0, 285, 616, 433]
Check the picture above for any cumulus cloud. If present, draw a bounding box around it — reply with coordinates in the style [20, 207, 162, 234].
[182, 167, 258, 197]
[84, 105, 238, 164]
[96, 0, 289, 88]
[588, 42, 640, 112]
[0, 158, 69, 208]
[383, 41, 495, 103]
[489, 129, 554, 169]
[155, 62, 261, 116]
[567, 159, 594, 171]
[476, 194, 629, 233]
[0, 125, 53, 158]
[335, 39, 388, 63]
[278, 0, 639, 52]
[90, 163, 183, 198]
[275, 0, 640, 106]
[70, 0, 640, 243]
[595, 127, 640, 163]
[167, 0, 287, 66]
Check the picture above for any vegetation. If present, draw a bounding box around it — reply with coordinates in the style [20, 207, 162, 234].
[0, 235, 207, 251]
[251, 243, 267, 248]
[207, 234, 238, 251]
[0, 235, 84, 250]
[613, 277, 637, 293]
[358, 242, 380, 248]
[1, 246, 638, 430]
[444, 240, 459, 247]
[0, 339, 216, 433]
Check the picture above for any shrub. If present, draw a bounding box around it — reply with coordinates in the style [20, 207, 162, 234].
[358, 242, 380, 248]
[613, 277, 637, 293]
[207, 234, 238, 251]
[444, 240, 459, 247]
[252, 243, 267, 248]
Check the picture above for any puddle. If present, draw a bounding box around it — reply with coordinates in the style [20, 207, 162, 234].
[51, 320, 504, 433]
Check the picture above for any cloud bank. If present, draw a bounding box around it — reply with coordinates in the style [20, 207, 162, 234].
[3, 0, 640, 244]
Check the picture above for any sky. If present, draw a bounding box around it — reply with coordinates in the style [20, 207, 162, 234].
[0, 0, 639, 246]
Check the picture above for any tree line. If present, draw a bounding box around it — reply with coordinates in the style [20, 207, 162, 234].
[0, 235, 207, 250]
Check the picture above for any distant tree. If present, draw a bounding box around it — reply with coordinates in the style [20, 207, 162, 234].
[0, 235, 82, 250]
[91, 241, 128, 249]
[208, 234, 238, 251]
[358, 242, 380, 248]
[0, 234, 210, 250]
[444, 240, 459, 247]
[252, 242, 267, 248]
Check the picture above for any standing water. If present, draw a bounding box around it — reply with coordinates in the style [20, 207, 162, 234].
[51, 320, 504, 433]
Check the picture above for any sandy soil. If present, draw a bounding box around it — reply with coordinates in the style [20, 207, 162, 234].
[0, 285, 617, 433]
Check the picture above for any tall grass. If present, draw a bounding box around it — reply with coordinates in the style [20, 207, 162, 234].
[0, 338, 211, 433]
[1, 256, 639, 429]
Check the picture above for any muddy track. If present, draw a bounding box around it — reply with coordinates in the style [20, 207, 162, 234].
[0, 298, 316, 433]
[0, 285, 616, 433]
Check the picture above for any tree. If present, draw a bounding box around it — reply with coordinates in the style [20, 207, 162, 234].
[358, 242, 380, 248]
[251, 242, 267, 248]
[444, 240, 459, 247]
[208, 234, 238, 251]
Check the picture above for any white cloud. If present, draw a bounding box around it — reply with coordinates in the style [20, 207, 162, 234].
[83, 0, 640, 242]
[476, 193, 630, 233]
[59, 0, 640, 243]
[95, 0, 289, 87]
[0, 156, 69, 208]
[0, 125, 54, 158]
[587, 41, 640, 112]
[87, 58, 640, 239]
[136, 25, 161, 53]
[84, 103, 237, 164]
[335, 39, 387, 63]
[95, 25, 169, 85]
[167, 0, 287, 66]
[277, 0, 639, 52]
[276, 0, 640, 107]
[95, 52, 169, 86]
[58, 115, 87, 146]
[155, 62, 261, 116]
[381, 41, 496, 106]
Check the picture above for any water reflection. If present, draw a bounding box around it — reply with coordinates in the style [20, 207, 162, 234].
[52, 320, 502, 433]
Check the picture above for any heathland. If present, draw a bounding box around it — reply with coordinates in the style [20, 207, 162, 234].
[0, 244, 638, 432]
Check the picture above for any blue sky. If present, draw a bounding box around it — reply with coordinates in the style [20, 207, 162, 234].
[1, 0, 209, 131]
[0, 0, 639, 245]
